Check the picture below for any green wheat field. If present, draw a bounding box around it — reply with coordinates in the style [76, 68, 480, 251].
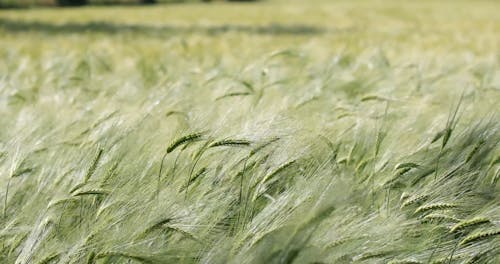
[0, 0, 499, 263]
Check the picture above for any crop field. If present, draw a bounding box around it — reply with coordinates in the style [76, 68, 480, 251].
[0, 0, 499, 263]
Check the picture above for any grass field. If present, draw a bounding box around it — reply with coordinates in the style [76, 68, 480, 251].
[1, 0, 499, 263]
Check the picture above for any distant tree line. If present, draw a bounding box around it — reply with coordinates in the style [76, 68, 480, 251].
[57, 0, 153, 5]
[56, 0, 259, 5]
[0, 0, 259, 8]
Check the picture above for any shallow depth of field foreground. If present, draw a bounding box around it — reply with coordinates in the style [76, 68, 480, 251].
[0, 1, 499, 263]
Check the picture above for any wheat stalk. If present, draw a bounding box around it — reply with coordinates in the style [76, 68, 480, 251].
[36, 252, 60, 264]
[422, 213, 460, 223]
[215, 92, 252, 101]
[84, 148, 104, 183]
[414, 202, 457, 214]
[394, 162, 420, 170]
[401, 194, 429, 208]
[450, 217, 490, 233]
[72, 189, 109, 197]
[465, 139, 485, 163]
[260, 159, 296, 185]
[388, 259, 423, 264]
[209, 139, 251, 148]
[459, 229, 500, 246]
[166, 132, 204, 153]
[96, 251, 153, 264]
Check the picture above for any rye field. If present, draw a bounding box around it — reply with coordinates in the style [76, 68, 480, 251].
[0, 0, 499, 263]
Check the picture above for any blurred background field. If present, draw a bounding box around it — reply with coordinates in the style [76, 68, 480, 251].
[1, 0, 498, 51]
